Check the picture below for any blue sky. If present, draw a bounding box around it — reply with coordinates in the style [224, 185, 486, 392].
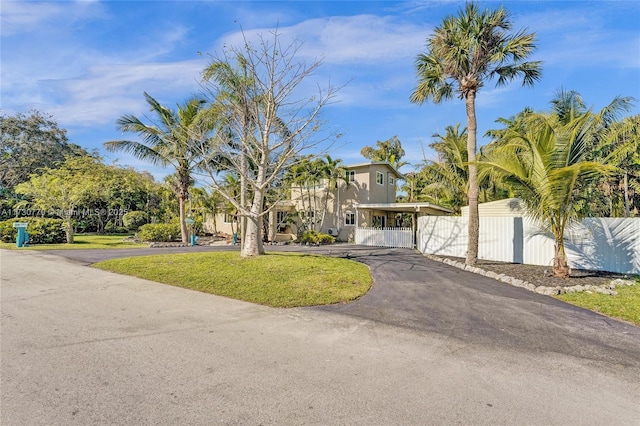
[2, 0, 639, 179]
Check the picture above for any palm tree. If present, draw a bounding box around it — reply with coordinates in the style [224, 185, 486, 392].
[480, 97, 630, 277]
[324, 155, 349, 229]
[105, 92, 206, 243]
[547, 89, 635, 217]
[604, 115, 640, 217]
[422, 124, 469, 212]
[411, 2, 542, 265]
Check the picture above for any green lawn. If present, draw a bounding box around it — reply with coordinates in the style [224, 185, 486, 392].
[93, 252, 372, 308]
[556, 278, 640, 326]
[0, 234, 146, 250]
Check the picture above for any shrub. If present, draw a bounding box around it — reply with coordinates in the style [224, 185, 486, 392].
[301, 230, 335, 245]
[104, 220, 127, 234]
[122, 211, 148, 231]
[0, 217, 66, 244]
[137, 223, 180, 242]
[317, 233, 336, 245]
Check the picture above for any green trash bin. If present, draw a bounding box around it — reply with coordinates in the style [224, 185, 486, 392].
[13, 222, 29, 248]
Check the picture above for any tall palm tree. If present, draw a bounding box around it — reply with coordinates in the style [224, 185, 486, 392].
[480, 98, 629, 277]
[105, 92, 206, 243]
[411, 2, 542, 265]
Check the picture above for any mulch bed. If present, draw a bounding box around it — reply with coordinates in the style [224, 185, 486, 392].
[439, 256, 632, 288]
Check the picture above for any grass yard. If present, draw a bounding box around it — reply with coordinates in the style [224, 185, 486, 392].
[556, 278, 640, 327]
[93, 252, 372, 308]
[0, 234, 146, 250]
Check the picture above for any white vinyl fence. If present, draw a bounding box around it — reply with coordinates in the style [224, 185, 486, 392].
[417, 216, 640, 275]
[355, 227, 414, 249]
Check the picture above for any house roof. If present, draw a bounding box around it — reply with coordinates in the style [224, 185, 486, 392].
[355, 202, 453, 215]
[345, 161, 404, 179]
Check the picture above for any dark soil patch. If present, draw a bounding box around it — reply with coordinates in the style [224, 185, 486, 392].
[440, 256, 633, 288]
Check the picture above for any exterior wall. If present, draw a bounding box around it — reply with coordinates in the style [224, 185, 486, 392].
[203, 212, 237, 236]
[461, 198, 526, 217]
[286, 162, 401, 241]
[345, 163, 398, 205]
[417, 216, 640, 274]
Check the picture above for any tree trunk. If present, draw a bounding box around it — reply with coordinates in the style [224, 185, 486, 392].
[240, 150, 247, 252]
[65, 218, 74, 244]
[553, 238, 571, 278]
[465, 90, 479, 266]
[178, 192, 188, 243]
[336, 182, 340, 230]
[623, 171, 630, 217]
[241, 191, 265, 257]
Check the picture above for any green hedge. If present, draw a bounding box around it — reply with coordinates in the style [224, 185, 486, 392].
[0, 217, 66, 244]
[137, 223, 181, 242]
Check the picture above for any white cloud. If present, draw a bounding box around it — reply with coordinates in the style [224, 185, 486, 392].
[217, 15, 429, 65]
[0, 0, 106, 36]
[42, 59, 209, 126]
[519, 7, 640, 70]
[210, 15, 431, 111]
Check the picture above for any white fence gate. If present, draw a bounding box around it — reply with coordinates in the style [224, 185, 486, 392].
[417, 216, 640, 275]
[355, 227, 414, 249]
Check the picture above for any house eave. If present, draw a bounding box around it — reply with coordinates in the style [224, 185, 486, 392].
[345, 161, 404, 179]
[355, 202, 453, 214]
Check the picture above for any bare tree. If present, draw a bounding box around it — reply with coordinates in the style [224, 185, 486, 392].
[197, 30, 341, 257]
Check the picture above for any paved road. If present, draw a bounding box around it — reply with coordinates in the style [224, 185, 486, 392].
[2, 247, 640, 425]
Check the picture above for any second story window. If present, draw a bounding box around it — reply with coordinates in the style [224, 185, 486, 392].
[376, 171, 384, 185]
[347, 170, 355, 183]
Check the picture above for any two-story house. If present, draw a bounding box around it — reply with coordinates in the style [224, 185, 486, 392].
[206, 161, 451, 244]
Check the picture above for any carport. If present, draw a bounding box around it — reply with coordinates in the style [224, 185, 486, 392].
[354, 202, 452, 248]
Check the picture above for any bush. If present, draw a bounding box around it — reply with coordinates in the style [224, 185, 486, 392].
[137, 223, 180, 242]
[0, 217, 66, 244]
[301, 230, 335, 245]
[103, 220, 127, 234]
[122, 211, 148, 231]
[317, 233, 336, 245]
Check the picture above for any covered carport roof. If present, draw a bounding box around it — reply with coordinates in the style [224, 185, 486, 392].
[354, 202, 453, 215]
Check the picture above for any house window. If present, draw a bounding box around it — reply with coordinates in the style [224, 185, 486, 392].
[376, 171, 384, 185]
[389, 177, 395, 186]
[276, 211, 288, 224]
[224, 213, 236, 223]
[345, 212, 355, 226]
[347, 170, 355, 183]
[372, 215, 386, 228]
[276, 211, 288, 232]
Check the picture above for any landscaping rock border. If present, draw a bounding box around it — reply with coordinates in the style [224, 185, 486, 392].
[423, 254, 636, 296]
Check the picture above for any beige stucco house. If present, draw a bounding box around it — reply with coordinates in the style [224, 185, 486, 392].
[205, 161, 451, 243]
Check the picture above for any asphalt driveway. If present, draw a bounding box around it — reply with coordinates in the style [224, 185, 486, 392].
[2, 245, 640, 424]
[49, 243, 640, 366]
